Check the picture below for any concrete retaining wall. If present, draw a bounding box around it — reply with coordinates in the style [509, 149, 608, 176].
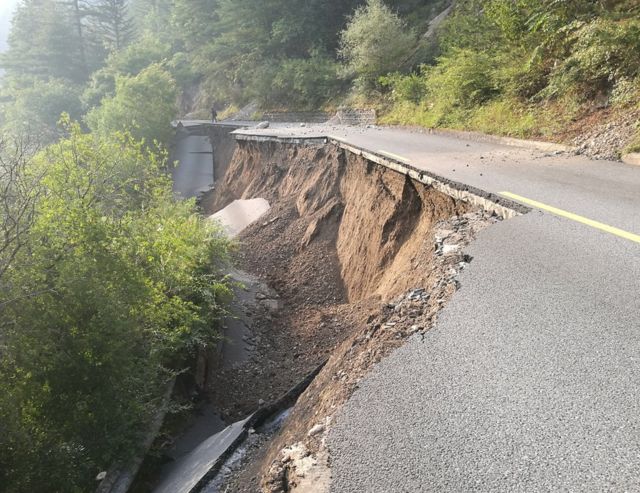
[262, 111, 331, 123]
[334, 108, 377, 126]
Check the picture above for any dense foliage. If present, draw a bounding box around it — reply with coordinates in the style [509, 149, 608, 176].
[0, 2, 237, 490]
[86, 63, 178, 145]
[383, 0, 640, 144]
[0, 0, 450, 130]
[3, 0, 638, 137]
[0, 120, 232, 491]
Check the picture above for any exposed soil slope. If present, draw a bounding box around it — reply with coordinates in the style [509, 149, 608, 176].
[202, 140, 498, 492]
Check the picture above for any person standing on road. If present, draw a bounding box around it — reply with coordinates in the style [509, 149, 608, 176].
[211, 105, 218, 123]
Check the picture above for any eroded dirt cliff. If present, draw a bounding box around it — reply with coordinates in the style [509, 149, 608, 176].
[202, 140, 498, 492]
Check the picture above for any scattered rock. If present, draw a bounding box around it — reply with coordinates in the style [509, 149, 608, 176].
[263, 443, 330, 493]
[262, 299, 280, 312]
[307, 424, 325, 437]
[571, 110, 640, 161]
[442, 244, 459, 255]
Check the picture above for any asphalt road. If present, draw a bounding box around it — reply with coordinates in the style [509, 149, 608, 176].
[229, 123, 640, 491]
[171, 132, 214, 199]
[235, 125, 640, 232]
[331, 212, 640, 492]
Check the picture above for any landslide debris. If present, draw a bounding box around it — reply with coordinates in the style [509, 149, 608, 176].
[202, 140, 499, 492]
[571, 109, 640, 160]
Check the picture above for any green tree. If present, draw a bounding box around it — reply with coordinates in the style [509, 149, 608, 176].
[171, 0, 219, 52]
[339, 0, 417, 91]
[86, 63, 177, 146]
[0, 122, 232, 492]
[86, 0, 134, 52]
[182, 0, 361, 106]
[0, 132, 41, 288]
[1, 0, 88, 83]
[130, 0, 174, 38]
[252, 52, 345, 109]
[82, 34, 171, 109]
[1, 78, 84, 142]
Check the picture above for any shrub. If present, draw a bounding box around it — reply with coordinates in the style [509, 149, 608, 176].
[422, 48, 499, 124]
[610, 77, 640, 107]
[339, 0, 416, 91]
[380, 71, 427, 104]
[86, 64, 177, 147]
[545, 19, 640, 99]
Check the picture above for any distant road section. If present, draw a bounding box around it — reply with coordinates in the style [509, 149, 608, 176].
[171, 131, 214, 199]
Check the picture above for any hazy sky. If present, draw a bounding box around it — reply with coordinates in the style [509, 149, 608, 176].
[0, 0, 20, 52]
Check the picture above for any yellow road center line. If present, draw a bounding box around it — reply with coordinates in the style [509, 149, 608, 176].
[500, 191, 640, 244]
[377, 150, 411, 163]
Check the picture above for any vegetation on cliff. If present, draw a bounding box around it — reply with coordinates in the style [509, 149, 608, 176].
[0, 118, 233, 491]
[382, 1, 640, 148]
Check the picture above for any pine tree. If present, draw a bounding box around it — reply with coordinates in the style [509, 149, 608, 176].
[130, 0, 173, 37]
[87, 0, 134, 52]
[1, 0, 87, 83]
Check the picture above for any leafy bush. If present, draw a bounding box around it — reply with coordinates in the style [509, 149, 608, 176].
[545, 19, 640, 99]
[339, 0, 416, 91]
[0, 122, 232, 491]
[86, 64, 177, 146]
[423, 49, 499, 123]
[380, 71, 427, 104]
[610, 77, 640, 107]
[494, 53, 551, 101]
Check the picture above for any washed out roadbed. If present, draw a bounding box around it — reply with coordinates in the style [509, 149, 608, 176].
[202, 140, 500, 492]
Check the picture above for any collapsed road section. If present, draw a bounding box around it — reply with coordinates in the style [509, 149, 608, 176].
[186, 129, 525, 492]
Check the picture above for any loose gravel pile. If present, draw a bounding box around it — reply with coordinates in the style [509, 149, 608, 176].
[572, 110, 640, 160]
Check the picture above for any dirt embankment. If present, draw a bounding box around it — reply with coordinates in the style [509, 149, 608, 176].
[203, 140, 497, 492]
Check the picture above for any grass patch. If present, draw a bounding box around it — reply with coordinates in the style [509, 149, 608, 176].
[624, 129, 640, 154]
[380, 98, 567, 141]
[218, 104, 240, 120]
[468, 100, 538, 138]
